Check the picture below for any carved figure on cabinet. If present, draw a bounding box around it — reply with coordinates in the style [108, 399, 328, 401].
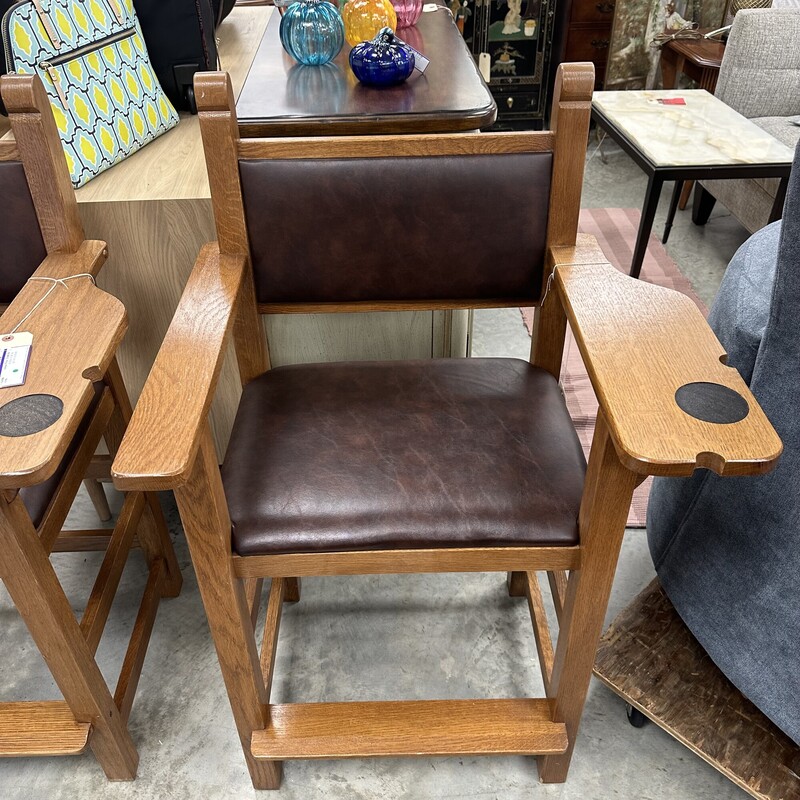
[491, 42, 525, 74]
[502, 0, 522, 35]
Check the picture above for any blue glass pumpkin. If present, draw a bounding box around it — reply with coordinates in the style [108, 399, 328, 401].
[280, 0, 345, 67]
[349, 27, 415, 86]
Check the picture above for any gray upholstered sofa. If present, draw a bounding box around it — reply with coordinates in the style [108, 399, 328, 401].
[695, 8, 800, 234]
[648, 140, 800, 745]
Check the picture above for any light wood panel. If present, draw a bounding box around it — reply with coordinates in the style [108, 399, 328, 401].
[556, 252, 783, 476]
[0, 702, 90, 757]
[251, 699, 568, 760]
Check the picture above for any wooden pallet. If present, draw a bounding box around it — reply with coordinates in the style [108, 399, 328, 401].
[593, 580, 800, 800]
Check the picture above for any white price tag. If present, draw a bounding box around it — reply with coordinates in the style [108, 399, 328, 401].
[0, 332, 33, 388]
[395, 37, 431, 73]
[479, 52, 491, 83]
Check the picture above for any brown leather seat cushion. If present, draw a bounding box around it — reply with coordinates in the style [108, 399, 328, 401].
[222, 359, 585, 556]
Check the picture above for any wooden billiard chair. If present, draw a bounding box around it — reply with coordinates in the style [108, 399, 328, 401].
[0, 75, 182, 778]
[112, 64, 781, 789]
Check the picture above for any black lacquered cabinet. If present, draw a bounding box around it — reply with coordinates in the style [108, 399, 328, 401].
[452, 0, 568, 127]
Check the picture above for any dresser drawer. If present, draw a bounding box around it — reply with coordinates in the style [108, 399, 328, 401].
[492, 90, 543, 118]
[570, 0, 616, 24]
[564, 26, 612, 63]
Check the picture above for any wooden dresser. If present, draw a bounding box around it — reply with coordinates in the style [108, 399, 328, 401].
[561, 0, 615, 89]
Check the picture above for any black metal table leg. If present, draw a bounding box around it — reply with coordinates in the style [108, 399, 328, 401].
[631, 174, 663, 279]
[662, 180, 683, 245]
[769, 177, 789, 223]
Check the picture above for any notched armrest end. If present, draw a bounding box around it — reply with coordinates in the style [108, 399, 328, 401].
[555, 258, 782, 478]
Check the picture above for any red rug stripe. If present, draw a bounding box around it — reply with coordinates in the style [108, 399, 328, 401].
[521, 208, 708, 528]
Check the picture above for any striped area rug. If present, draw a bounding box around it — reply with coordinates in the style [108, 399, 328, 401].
[521, 208, 708, 528]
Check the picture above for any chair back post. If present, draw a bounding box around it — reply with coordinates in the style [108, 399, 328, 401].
[530, 62, 594, 378]
[196, 71, 270, 384]
[1, 74, 84, 255]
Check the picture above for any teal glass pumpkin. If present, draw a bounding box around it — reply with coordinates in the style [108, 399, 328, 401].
[280, 0, 345, 66]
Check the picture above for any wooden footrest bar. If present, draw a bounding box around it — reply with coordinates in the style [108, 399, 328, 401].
[251, 699, 567, 760]
[0, 701, 90, 756]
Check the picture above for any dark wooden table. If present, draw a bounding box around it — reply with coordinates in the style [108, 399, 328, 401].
[660, 33, 725, 93]
[236, 4, 497, 136]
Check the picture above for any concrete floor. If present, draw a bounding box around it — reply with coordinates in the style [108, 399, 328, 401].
[0, 143, 755, 799]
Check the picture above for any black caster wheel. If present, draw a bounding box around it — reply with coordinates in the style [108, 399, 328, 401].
[185, 85, 197, 115]
[626, 703, 648, 728]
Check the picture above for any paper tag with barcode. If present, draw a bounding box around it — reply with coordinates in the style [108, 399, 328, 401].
[0, 332, 33, 388]
[395, 37, 431, 73]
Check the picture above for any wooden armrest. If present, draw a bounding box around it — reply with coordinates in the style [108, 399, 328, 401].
[112, 244, 247, 492]
[31, 239, 108, 280]
[553, 236, 782, 477]
[0, 241, 123, 488]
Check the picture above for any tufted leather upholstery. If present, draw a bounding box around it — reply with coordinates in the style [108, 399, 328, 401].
[222, 358, 585, 556]
[239, 153, 552, 306]
[0, 161, 47, 304]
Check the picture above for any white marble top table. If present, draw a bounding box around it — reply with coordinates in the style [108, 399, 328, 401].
[591, 89, 794, 279]
[592, 90, 794, 167]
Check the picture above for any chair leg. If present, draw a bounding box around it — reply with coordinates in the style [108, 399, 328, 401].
[538, 412, 637, 783]
[506, 571, 526, 597]
[103, 358, 182, 597]
[0, 494, 138, 779]
[284, 577, 301, 603]
[84, 478, 112, 522]
[175, 424, 281, 790]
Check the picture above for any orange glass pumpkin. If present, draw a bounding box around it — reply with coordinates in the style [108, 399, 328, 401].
[342, 0, 397, 47]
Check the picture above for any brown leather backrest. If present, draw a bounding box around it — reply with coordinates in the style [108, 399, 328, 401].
[239, 152, 552, 306]
[0, 161, 47, 304]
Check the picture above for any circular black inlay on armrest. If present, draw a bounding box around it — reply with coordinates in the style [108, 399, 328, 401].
[0, 394, 64, 437]
[675, 382, 749, 424]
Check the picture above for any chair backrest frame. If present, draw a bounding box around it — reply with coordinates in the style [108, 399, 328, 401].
[1, 74, 84, 255]
[195, 63, 594, 382]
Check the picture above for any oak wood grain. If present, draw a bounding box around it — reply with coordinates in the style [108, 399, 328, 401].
[236, 132, 555, 160]
[113, 559, 165, 724]
[0, 272, 125, 488]
[79, 491, 144, 653]
[1, 74, 84, 254]
[524, 572, 556, 694]
[538, 411, 637, 782]
[111, 246, 246, 491]
[196, 72, 270, 386]
[251, 699, 568, 760]
[0, 701, 90, 757]
[259, 577, 285, 700]
[233, 547, 582, 578]
[173, 426, 280, 789]
[0, 494, 138, 778]
[531, 63, 594, 377]
[556, 253, 783, 476]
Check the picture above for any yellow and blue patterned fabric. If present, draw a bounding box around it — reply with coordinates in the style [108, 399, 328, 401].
[3, 0, 179, 187]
